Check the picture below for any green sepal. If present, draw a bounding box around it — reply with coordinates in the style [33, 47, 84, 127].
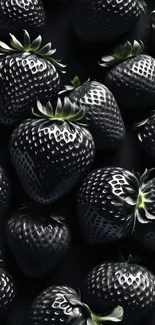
[33, 97, 85, 123]
[0, 30, 66, 73]
[99, 40, 144, 68]
[23, 29, 31, 50]
[58, 75, 82, 94]
[29, 35, 42, 51]
[84, 304, 124, 323]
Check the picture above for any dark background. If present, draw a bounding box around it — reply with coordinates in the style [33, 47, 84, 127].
[0, 0, 155, 324]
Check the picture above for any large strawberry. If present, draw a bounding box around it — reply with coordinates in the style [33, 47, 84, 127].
[0, 30, 65, 125]
[10, 98, 95, 204]
[135, 110, 155, 158]
[76, 167, 155, 245]
[0, 166, 11, 218]
[0, 268, 16, 317]
[60, 77, 125, 150]
[25, 285, 123, 325]
[0, 0, 46, 36]
[73, 0, 146, 42]
[99, 40, 155, 117]
[6, 205, 71, 277]
[82, 261, 155, 325]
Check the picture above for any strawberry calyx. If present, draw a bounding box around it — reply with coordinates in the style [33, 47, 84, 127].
[0, 30, 66, 73]
[32, 97, 85, 123]
[59, 75, 81, 94]
[137, 0, 147, 13]
[99, 40, 144, 68]
[131, 168, 155, 231]
[84, 304, 124, 324]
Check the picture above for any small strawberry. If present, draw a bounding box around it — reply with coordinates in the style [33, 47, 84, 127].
[0, 166, 11, 218]
[76, 167, 155, 245]
[60, 77, 125, 150]
[6, 206, 71, 277]
[99, 40, 155, 117]
[0, 30, 65, 125]
[10, 98, 95, 204]
[73, 0, 146, 42]
[0, 0, 46, 36]
[82, 260, 155, 325]
[25, 285, 123, 325]
[135, 111, 155, 158]
[0, 268, 16, 317]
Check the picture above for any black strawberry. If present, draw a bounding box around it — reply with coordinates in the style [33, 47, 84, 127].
[73, 0, 146, 42]
[0, 268, 16, 317]
[99, 40, 155, 117]
[61, 77, 125, 150]
[82, 261, 155, 325]
[25, 285, 123, 325]
[6, 206, 71, 277]
[0, 0, 46, 36]
[0, 30, 65, 125]
[76, 167, 155, 245]
[10, 98, 95, 204]
[0, 166, 11, 218]
[135, 111, 155, 158]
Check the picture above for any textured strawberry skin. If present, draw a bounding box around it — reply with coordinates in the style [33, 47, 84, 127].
[77, 167, 138, 244]
[10, 119, 95, 204]
[69, 81, 125, 150]
[0, 53, 61, 125]
[104, 55, 155, 112]
[137, 114, 155, 158]
[82, 262, 155, 325]
[6, 209, 71, 277]
[0, 0, 46, 34]
[26, 285, 88, 325]
[0, 166, 10, 218]
[0, 268, 17, 316]
[73, 0, 142, 42]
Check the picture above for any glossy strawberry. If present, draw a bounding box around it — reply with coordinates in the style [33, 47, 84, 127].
[100, 40, 155, 115]
[6, 206, 71, 277]
[0, 268, 16, 317]
[0, 166, 11, 218]
[77, 167, 155, 245]
[0, 30, 65, 125]
[73, 0, 146, 42]
[61, 77, 125, 150]
[25, 285, 123, 325]
[0, 0, 46, 36]
[10, 98, 95, 204]
[82, 261, 155, 325]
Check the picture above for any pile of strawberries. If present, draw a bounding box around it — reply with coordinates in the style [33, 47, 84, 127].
[1, 1, 155, 325]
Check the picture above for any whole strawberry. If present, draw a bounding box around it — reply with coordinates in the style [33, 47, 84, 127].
[73, 0, 146, 42]
[6, 206, 71, 277]
[0, 166, 11, 218]
[99, 40, 155, 115]
[25, 285, 123, 325]
[77, 167, 139, 244]
[0, 30, 65, 125]
[0, 0, 46, 36]
[135, 111, 155, 158]
[61, 77, 125, 150]
[10, 98, 95, 204]
[82, 261, 155, 325]
[0, 268, 16, 317]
